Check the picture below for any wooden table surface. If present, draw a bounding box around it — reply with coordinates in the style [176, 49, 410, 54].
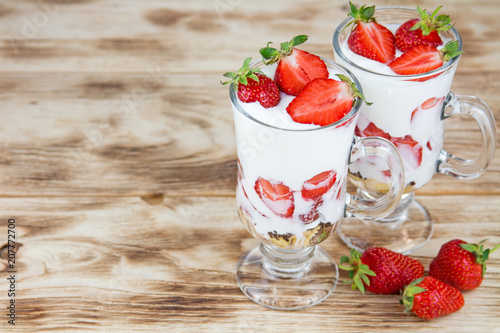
[0, 0, 499, 332]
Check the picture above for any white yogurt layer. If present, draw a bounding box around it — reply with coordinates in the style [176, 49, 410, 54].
[232, 62, 357, 248]
[335, 24, 457, 189]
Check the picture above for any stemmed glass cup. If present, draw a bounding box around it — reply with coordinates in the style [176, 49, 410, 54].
[332, 7, 497, 254]
[229, 59, 405, 309]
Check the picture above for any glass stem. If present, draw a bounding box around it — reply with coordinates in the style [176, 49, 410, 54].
[260, 243, 316, 276]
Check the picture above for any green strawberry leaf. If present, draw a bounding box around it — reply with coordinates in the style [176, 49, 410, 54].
[220, 57, 263, 86]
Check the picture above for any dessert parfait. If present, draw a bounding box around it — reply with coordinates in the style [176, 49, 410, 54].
[334, 3, 461, 194]
[333, 3, 496, 254]
[224, 36, 367, 250]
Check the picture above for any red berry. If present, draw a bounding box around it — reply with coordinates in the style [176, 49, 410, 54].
[346, 3, 396, 64]
[298, 198, 323, 224]
[388, 41, 461, 76]
[222, 58, 280, 108]
[395, 6, 453, 53]
[301, 170, 337, 201]
[286, 77, 355, 126]
[339, 247, 424, 294]
[260, 35, 328, 96]
[401, 276, 464, 320]
[355, 122, 423, 168]
[411, 96, 445, 121]
[254, 177, 294, 218]
[429, 239, 500, 290]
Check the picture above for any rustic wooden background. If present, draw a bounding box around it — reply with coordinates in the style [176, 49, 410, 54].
[0, 0, 498, 332]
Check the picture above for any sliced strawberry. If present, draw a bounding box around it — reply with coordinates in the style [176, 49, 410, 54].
[286, 77, 358, 126]
[357, 122, 423, 168]
[347, 3, 395, 64]
[392, 135, 423, 168]
[254, 177, 294, 218]
[388, 41, 461, 76]
[260, 35, 328, 96]
[299, 198, 323, 224]
[411, 96, 445, 121]
[275, 48, 329, 96]
[301, 170, 337, 200]
[359, 122, 390, 140]
[395, 6, 453, 53]
[221, 57, 280, 108]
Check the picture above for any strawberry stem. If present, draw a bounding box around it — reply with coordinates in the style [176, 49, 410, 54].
[460, 239, 500, 277]
[440, 41, 463, 62]
[259, 35, 308, 65]
[339, 248, 376, 294]
[400, 278, 426, 313]
[347, 1, 376, 25]
[336, 74, 373, 106]
[411, 6, 454, 36]
[221, 57, 264, 86]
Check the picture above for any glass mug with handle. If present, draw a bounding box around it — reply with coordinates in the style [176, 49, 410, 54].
[332, 6, 497, 254]
[228, 58, 405, 310]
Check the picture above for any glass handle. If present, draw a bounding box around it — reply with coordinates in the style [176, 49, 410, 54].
[345, 137, 405, 220]
[437, 92, 497, 179]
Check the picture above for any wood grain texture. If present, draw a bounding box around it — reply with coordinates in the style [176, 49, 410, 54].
[0, 0, 499, 331]
[0, 195, 499, 332]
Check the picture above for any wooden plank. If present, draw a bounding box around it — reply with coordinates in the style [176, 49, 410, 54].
[0, 71, 498, 197]
[0, 0, 498, 74]
[0, 195, 498, 331]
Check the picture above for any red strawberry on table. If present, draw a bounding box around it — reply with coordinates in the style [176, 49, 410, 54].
[221, 57, 280, 108]
[401, 276, 464, 320]
[286, 75, 368, 126]
[259, 35, 329, 96]
[339, 247, 424, 294]
[388, 41, 462, 76]
[254, 177, 294, 218]
[429, 239, 500, 290]
[301, 170, 338, 201]
[346, 2, 396, 64]
[395, 6, 453, 53]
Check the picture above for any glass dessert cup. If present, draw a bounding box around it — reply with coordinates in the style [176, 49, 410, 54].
[230, 59, 405, 310]
[333, 7, 497, 254]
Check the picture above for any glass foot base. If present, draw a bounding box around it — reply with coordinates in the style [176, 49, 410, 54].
[337, 198, 433, 254]
[235, 244, 338, 310]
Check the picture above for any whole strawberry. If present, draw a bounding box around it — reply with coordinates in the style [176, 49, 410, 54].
[259, 35, 329, 96]
[429, 239, 500, 290]
[401, 276, 464, 320]
[339, 247, 424, 294]
[221, 57, 280, 108]
[346, 2, 396, 64]
[395, 6, 453, 53]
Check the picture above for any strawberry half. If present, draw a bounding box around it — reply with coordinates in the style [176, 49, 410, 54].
[286, 75, 367, 126]
[411, 96, 445, 121]
[395, 6, 453, 53]
[346, 2, 396, 64]
[301, 170, 338, 201]
[391, 135, 423, 168]
[259, 35, 329, 96]
[356, 122, 423, 168]
[401, 276, 464, 320]
[340, 247, 424, 295]
[254, 177, 294, 218]
[388, 41, 462, 76]
[221, 57, 280, 108]
[429, 239, 500, 290]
